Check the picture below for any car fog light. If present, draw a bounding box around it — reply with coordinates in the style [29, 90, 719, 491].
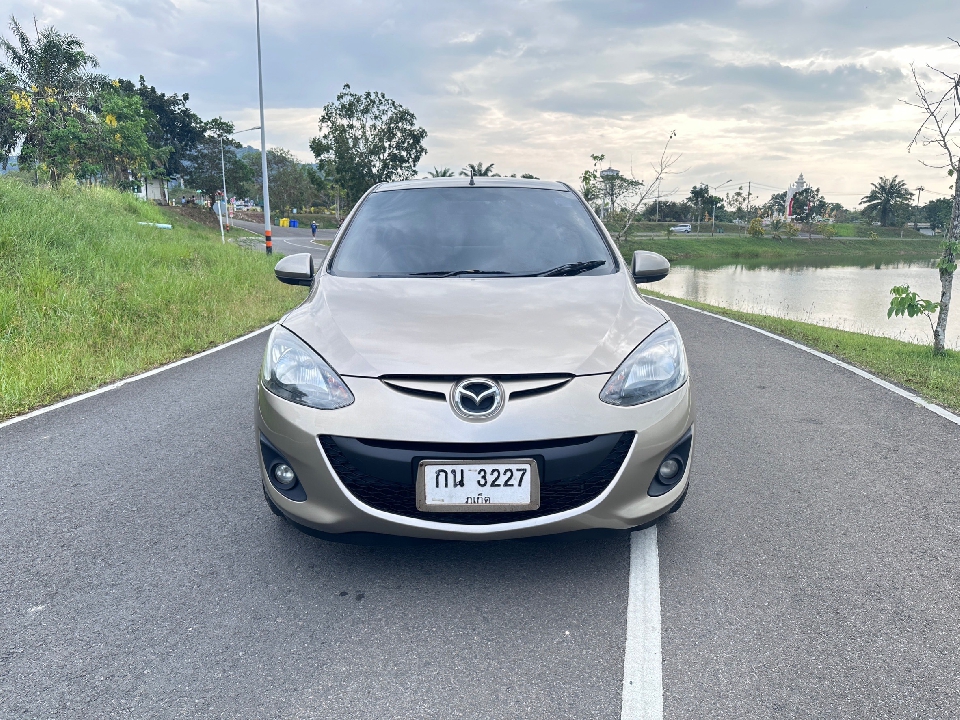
[658, 458, 681, 482]
[273, 463, 296, 486]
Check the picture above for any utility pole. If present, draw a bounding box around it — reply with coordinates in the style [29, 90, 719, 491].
[705, 179, 733, 236]
[255, 0, 272, 255]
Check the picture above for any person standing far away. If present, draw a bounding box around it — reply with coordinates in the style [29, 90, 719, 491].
[311, 220, 318, 239]
[181, 196, 186, 206]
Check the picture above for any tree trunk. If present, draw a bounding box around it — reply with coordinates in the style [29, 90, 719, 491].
[933, 183, 960, 353]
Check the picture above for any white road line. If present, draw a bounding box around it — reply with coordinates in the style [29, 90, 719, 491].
[0, 325, 274, 431]
[653, 297, 960, 428]
[621, 526, 663, 720]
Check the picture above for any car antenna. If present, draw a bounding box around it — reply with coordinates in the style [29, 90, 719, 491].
[469, 168, 475, 186]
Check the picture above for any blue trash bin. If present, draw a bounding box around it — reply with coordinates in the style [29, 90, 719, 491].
[289, 219, 298, 228]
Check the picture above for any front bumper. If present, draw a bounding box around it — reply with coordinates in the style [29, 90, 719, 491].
[256, 374, 694, 540]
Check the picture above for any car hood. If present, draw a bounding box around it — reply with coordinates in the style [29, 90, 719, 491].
[281, 274, 668, 377]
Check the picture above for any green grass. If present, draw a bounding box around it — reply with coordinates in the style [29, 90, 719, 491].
[0, 178, 307, 421]
[616, 231, 942, 262]
[640, 289, 960, 414]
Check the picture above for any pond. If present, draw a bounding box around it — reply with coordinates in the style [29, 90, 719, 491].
[650, 255, 959, 351]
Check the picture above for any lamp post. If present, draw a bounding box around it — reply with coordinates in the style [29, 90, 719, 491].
[255, 0, 272, 255]
[915, 186, 925, 231]
[218, 124, 261, 243]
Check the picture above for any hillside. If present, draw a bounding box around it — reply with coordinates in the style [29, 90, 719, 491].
[0, 179, 306, 421]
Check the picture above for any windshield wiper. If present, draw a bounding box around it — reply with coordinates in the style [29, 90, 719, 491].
[409, 269, 512, 278]
[535, 260, 606, 277]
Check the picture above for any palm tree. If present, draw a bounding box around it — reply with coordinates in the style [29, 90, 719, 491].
[459, 161, 499, 177]
[0, 16, 105, 181]
[860, 176, 914, 227]
[426, 166, 454, 177]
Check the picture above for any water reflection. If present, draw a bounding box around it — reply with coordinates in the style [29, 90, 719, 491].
[652, 256, 958, 350]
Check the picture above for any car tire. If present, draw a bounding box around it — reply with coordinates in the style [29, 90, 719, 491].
[668, 486, 688, 514]
[263, 485, 284, 517]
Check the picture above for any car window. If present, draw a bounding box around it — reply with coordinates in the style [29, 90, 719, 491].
[328, 187, 617, 277]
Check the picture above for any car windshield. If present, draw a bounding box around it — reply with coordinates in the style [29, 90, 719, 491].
[328, 187, 616, 278]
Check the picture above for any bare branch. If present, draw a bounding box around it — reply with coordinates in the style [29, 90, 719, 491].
[612, 131, 682, 243]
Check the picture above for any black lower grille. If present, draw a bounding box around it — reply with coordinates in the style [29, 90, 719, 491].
[319, 432, 635, 525]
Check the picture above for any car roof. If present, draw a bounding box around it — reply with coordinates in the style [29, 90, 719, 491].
[372, 177, 569, 192]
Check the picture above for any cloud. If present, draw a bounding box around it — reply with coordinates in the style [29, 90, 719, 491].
[2, 0, 958, 202]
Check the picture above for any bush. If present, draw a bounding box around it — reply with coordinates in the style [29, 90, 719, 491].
[747, 217, 765, 237]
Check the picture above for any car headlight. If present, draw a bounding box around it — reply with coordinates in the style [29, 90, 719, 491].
[600, 322, 688, 406]
[261, 325, 354, 409]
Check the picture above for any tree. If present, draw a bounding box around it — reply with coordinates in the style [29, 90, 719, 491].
[686, 183, 723, 225]
[245, 147, 318, 215]
[687, 183, 711, 208]
[183, 119, 254, 203]
[903, 48, 960, 353]
[426, 166, 454, 177]
[86, 85, 157, 188]
[0, 15, 106, 183]
[923, 197, 953, 232]
[860, 176, 914, 227]
[590, 131, 681, 244]
[769, 218, 799, 240]
[641, 200, 693, 222]
[726, 187, 748, 226]
[747, 217, 765, 237]
[309, 84, 427, 206]
[520, 173, 539, 179]
[122, 75, 204, 182]
[888, 285, 940, 337]
[791, 186, 828, 237]
[460, 161, 498, 177]
[579, 154, 606, 208]
[763, 191, 787, 217]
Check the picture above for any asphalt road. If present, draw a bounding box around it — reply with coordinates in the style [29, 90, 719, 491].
[1, 301, 958, 718]
[230, 218, 335, 261]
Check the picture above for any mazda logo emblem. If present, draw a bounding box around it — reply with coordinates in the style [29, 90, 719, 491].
[451, 377, 504, 420]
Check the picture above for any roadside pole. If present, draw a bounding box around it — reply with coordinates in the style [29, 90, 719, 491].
[255, 0, 272, 255]
[216, 192, 226, 244]
[219, 136, 230, 233]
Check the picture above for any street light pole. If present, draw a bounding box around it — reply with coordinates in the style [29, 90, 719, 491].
[216, 124, 261, 242]
[915, 186, 925, 231]
[219, 136, 229, 233]
[255, 0, 272, 255]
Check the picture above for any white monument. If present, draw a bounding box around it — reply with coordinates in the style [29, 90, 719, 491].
[785, 173, 807, 220]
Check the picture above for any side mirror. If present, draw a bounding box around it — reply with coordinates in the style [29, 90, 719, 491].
[274, 253, 315, 286]
[632, 251, 670, 283]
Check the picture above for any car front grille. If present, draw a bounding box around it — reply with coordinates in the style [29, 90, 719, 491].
[319, 432, 635, 525]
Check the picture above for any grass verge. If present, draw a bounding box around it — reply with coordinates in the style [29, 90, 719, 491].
[640, 289, 960, 414]
[0, 178, 306, 422]
[616, 231, 942, 262]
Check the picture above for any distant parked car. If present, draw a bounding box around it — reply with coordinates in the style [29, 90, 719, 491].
[671, 224, 692, 233]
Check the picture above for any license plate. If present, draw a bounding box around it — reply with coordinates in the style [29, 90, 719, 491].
[416, 459, 540, 512]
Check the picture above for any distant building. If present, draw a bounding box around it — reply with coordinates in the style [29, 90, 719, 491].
[138, 178, 169, 203]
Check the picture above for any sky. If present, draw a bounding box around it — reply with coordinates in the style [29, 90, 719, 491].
[6, 0, 960, 207]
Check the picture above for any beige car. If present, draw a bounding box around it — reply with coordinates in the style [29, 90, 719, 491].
[257, 178, 693, 540]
